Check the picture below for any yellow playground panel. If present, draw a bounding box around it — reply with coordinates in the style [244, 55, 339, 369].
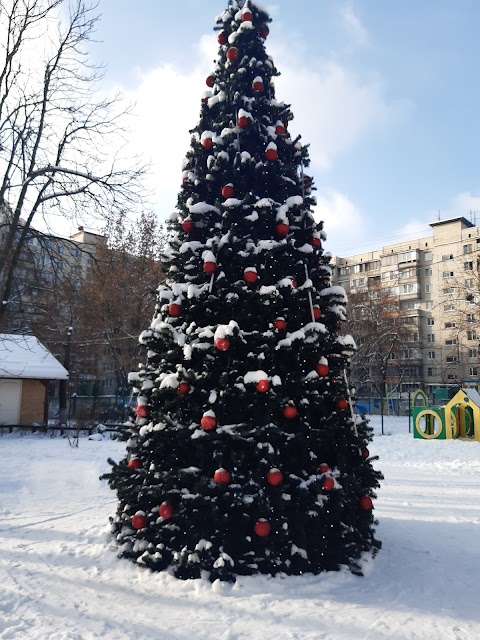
[413, 389, 480, 441]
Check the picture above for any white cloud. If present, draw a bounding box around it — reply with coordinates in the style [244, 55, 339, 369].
[119, 29, 406, 243]
[313, 189, 365, 254]
[339, 1, 369, 47]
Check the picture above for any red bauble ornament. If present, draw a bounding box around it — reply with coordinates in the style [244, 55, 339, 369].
[337, 399, 348, 410]
[177, 382, 190, 396]
[237, 115, 249, 128]
[275, 124, 286, 135]
[267, 469, 283, 486]
[159, 503, 173, 519]
[256, 379, 270, 393]
[217, 31, 227, 45]
[318, 463, 330, 474]
[221, 183, 235, 199]
[260, 25, 270, 38]
[311, 237, 321, 248]
[226, 47, 239, 62]
[206, 74, 215, 87]
[201, 414, 217, 431]
[283, 404, 298, 419]
[202, 137, 213, 150]
[304, 175, 312, 187]
[131, 513, 147, 529]
[168, 303, 181, 317]
[290, 277, 298, 288]
[362, 448, 370, 459]
[241, 11, 253, 22]
[128, 458, 141, 470]
[182, 218, 194, 232]
[203, 261, 217, 275]
[322, 476, 335, 492]
[252, 80, 265, 92]
[359, 496, 373, 510]
[264, 148, 278, 161]
[214, 337, 230, 351]
[214, 468, 231, 484]
[275, 222, 289, 237]
[316, 363, 329, 376]
[136, 405, 149, 418]
[244, 269, 258, 284]
[274, 317, 287, 331]
[313, 305, 321, 319]
[254, 519, 271, 537]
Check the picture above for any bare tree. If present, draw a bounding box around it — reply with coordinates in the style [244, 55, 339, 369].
[73, 210, 166, 394]
[0, 0, 145, 322]
[347, 282, 420, 429]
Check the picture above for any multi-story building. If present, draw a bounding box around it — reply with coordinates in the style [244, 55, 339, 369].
[332, 216, 480, 395]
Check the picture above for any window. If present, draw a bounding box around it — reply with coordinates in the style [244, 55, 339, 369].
[398, 250, 418, 263]
[442, 271, 454, 278]
[338, 266, 349, 276]
[442, 254, 454, 261]
[58, 246, 64, 255]
[388, 352, 397, 361]
[426, 317, 434, 326]
[425, 284, 433, 293]
[424, 251, 433, 262]
[444, 303, 455, 311]
[469, 367, 478, 377]
[464, 261, 473, 271]
[381, 254, 398, 267]
[381, 270, 399, 282]
[399, 267, 415, 279]
[445, 338, 457, 346]
[445, 322, 456, 329]
[447, 374, 458, 380]
[469, 349, 478, 358]
[427, 367, 434, 377]
[446, 356, 458, 363]
[400, 300, 421, 310]
[464, 244, 472, 254]
[467, 330, 478, 341]
[427, 351, 435, 359]
[425, 267, 433, 276]
[71, 248, 79, 257]
[465, 278, 474, 288]
[426, 301, 433, 310]
[467, 313, 475, 322]
[427, 334, 435, 343]
[443, 287, 455, 295]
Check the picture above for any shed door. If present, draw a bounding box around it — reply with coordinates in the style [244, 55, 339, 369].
[0, 379, 22, 425]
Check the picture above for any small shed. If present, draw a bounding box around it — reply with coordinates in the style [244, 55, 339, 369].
[0, 334, 68, 425]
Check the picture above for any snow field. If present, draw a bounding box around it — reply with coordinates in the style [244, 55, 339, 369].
[0, 416, 479, 639]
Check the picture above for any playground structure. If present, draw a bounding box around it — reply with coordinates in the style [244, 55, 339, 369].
[413, 388, 480, 441]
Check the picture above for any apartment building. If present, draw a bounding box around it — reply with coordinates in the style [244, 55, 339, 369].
[332, 216, 480, 394]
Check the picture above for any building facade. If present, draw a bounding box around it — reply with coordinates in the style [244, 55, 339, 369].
[332, 217, 480, 395]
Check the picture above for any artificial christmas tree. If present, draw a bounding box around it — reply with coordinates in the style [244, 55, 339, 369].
[103, 0, 382, 582]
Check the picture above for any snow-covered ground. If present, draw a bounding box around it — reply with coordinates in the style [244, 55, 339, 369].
[1, 417, 479, 640]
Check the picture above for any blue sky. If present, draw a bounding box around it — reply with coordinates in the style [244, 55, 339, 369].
[87, 0, 480, 256]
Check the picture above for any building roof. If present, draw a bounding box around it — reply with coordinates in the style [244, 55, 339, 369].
[0, 335, 68, 380]
[429, 216, 474, 228]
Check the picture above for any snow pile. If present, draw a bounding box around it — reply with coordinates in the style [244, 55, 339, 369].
[1, 418, 480, 638]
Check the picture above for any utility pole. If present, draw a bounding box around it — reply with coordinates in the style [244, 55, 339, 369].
[59, 326, 73, 425]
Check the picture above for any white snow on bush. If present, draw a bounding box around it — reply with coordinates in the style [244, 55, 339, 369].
[223, 198, 243, 207]
[276, 322, 327, 349]
[188, 202, 220, 215]
[180, 241, 203, 255]
[159, 374, 179, 390]
[320, 286, 348, 303]
[244, 370, 268, 384]
[214, 321, 238, 340]
[202, 250, 216, 263]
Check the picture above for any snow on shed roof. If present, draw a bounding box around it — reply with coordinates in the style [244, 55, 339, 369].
[463, 388, 480, 406]
[0, 334, 68, 380]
